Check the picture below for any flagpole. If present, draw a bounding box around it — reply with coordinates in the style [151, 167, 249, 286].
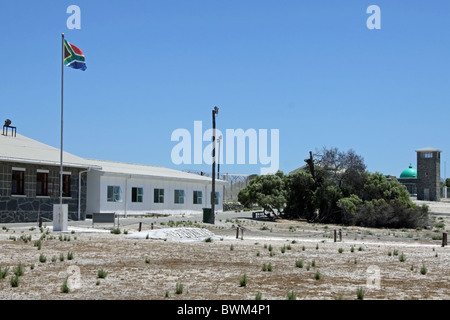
[60, 33, 64, 206]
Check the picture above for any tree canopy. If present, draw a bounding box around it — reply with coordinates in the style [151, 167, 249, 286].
[238, 147, 429, 229]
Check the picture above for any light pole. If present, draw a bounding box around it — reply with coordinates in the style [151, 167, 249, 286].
[210, 106, 219, 224]
[217, 135, 222, 179]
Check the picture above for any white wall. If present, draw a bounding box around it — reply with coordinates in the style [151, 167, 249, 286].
[86, 172, 225, 216]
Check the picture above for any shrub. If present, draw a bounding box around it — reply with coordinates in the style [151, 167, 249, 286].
[204, 237, 212, 243]
[420, 264, 428, 275]
[255, 292, 262, 300]
[175, 282, 183, 294]
[399, 252, 406, 262]
[0, 266, 9, 279]
[239, 274, 248, 287]
[13, 263, 24, 277]
[67, 251, 74, 260]
[61, 277, 70, 293]
[39, 253, 47, 263]
[145, 257, 151, 264]
[59, 253, 65, 262]
[287, 290, 296, 300]
[338, 248, 344, 253]
[97, 269, 108, 279]
[356, 287, 365, 300]
[295, 260, 303, 268]
[110, 228, 121, 234]
[10, 275, 19, 287]
[314, 270, 322, 280]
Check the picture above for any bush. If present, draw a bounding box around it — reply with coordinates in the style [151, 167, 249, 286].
[420, 264, 428, 275]
[13, 263, 24, 277]
[314, 270, 322, 280]
[10, 275, 19, 287]
[239, 274, 248, 287]
[287, 290, 296, 300]
[175, 282, 183, 294]
[110, 228, 121, 234]
[97, 269, 108, 279]
[356, 287, 365, 300]
[61, 277, 70, 293]
[39, 254, 47, 263]
[0, 266, 9, 279]
[295, 260, 303, 268]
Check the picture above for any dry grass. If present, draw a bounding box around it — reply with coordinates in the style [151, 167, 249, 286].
[0, 214, 448, 300]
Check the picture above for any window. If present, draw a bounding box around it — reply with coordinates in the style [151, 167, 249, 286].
[193, 191, 202, 204]
[107, 186, 121, 202]
[422, 152, 433, 158]
[174, 189, 185, 204]
[36, 172, 49, 196]
[211, 191, 219, 205]
[132, 187, 143, 203]
[11, 170, 25, 195]
[63, 174, 71, 197]
[154, 188, 164, 203]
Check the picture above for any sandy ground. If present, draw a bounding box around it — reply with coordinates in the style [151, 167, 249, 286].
[0, 206, 449, 301]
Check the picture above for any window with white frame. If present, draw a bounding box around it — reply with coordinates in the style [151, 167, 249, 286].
[174, 189, 185, 204]
[132, 187, 143, 203]
[154, 188, 164, 203]
[193, 190, 202, 204]
[107, 185, 121, 202]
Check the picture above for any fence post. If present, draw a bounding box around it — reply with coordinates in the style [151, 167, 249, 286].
[138, 222, 142, 232]
[151, 223, 154, 230]
[334, 229, 337, 242]
[443, 233, 448, 247]
[241, 228, 244, 240]
[38, 217, 43, 228]
[236, 227, 240, 239]
[339, 229, 342, 242]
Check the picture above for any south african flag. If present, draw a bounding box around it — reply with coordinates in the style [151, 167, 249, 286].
[64, 40, 87, 71]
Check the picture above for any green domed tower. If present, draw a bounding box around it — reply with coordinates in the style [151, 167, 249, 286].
[398, 164, 418, 196]
[400, 164, 417, 179]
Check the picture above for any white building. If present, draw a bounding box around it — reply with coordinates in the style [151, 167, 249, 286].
[86, 159, 227, 216]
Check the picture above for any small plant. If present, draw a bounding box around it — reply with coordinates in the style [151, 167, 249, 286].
[230, 244, 234, 251]
[39, 253, 47, 263]
[204, 237, 212, 243]
[52, 256, 57, 263]
[281, 246, 286, 254]
[165, 290, 170, 298]
[338, 248, 344, 253]
[97, 269, 108, 279]
[61, 277, 70, 293]
[350, 246, 354, 253]
[255, 292, 262, 300]
[358, 246, 364, 251]
[239, 274, 248, 287]
[314, 270, 322, 280]
[34, 239, 42, 250]
[295, 259, 303, 268]
[59, 253, 65, 262]
[399, 252, 406, 262]
[110, 228, 121, 234]
[67, 251, 74, 260]
[420, 264, 428, 275]
[287, 290, 296, 300]
[30, 264, 35, 270]
[302, 245, 306, 251]
[268, 244, 273, 252]
[388, 251, 392, 256]
[10, 275, 20, 287]
[356, 287, 365, 300]
[0, 266, 9, 279]
[96, 280, 100, 286]
[145, 257, 151, 264]
[393, 249, 399, 256]
[256, 251, 260, 257]
[175, 282, 183, 294]
[13, 263, 24, 277]
[316, 243, 319, 250]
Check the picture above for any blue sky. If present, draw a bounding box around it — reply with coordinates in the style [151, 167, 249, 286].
[1, 1, 449, 178]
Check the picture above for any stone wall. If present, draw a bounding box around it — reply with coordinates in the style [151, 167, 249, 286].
[0, 161, 88, 223]
[416, 151, 441, 201]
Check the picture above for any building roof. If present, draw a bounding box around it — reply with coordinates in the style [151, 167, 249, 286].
[86, 159, 228, 185]
[400, 164, 417, 179]
[415, 147, 442, 153]
[0, 133, 99, 169]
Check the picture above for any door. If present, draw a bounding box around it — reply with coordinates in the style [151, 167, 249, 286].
[424, 188, 430, 201]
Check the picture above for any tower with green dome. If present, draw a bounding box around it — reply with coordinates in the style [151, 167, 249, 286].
[398, 164, 417, 196]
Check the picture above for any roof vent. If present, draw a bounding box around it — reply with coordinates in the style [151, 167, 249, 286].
[2, 119, 16, 137]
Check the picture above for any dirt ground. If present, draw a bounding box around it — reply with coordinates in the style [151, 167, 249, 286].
[0, 204, 449, 300]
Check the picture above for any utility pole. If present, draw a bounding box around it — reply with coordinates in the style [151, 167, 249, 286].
[210, 106, 219, 224]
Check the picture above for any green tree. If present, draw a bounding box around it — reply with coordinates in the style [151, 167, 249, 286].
[237, 171, 287, 216]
